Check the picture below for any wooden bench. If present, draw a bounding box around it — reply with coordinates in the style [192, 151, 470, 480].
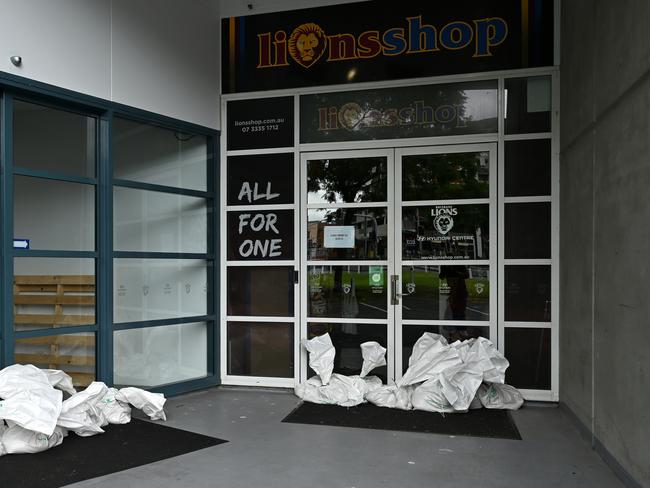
[13, 275, 96, 387]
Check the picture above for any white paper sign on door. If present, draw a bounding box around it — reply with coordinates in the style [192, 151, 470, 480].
[324, 226, 355, 248]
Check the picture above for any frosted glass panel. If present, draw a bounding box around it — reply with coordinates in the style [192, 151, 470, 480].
[114, 187, 207, 253]
[114, 322, 208, 387]
[113, 259, 209, 323]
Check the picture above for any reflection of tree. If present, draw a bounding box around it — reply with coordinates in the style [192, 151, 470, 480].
[403, 153, 489, 201]
[307, 157, 386, 203]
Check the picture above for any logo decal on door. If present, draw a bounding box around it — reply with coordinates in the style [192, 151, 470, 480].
[432, 205, 457, 235]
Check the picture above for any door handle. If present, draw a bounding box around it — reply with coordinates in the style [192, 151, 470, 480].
[391, 275, 399, 305]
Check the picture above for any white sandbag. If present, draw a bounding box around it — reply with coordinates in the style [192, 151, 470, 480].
[397, 333, 462, 387]
[116, 387, 166, 421]
[0, 424, 67, 455]
[411, 378, 457, 413]
[473, 338, 509, 384]
[57, 381, 109, 437]
[295, 374, 382, 407]
[301, 333, 335, 385]
[96, 388, 131, 425]
[366, 385, 413, 410]
[0, 364, 62, 436]
[438, 362, 484, 411]
[359, 342, 387, 378]
[469, 393, 483, 409]
[43, 369, 77, 396]
[477, 383, 524, 410]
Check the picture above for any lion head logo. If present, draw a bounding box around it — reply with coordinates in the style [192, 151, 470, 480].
[288, 23, 327, 68]
[433, 214, 454, 235]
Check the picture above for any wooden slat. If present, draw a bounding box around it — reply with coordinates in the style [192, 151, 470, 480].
[14, 295, 95, 306]
[14, 314, 95, 325]
[14, 275, 95, 285]
[14, 284, 95, 293]
[69, 372, 95, 387]
[17, 335, 95, 347]
[15, 353, 95, 367]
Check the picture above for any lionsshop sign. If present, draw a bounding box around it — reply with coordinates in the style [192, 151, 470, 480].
[222, 0, 553, 93]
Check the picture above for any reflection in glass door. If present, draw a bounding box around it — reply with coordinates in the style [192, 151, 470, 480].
[301, 144, 496, 383]
[300, 150, 394, 383]
[395, 145, 497, 381]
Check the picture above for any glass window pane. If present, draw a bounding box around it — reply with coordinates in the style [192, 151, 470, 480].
[308, 207, 388, 260]
[403, 204, 489, 260]
[15, 332, 95, 387]
[307, 157, 387, 204]
[308, 323, 387, 383]
[227, 322, 294, 377]
[505, 203, 551, 259]
[13, 100, 96, 177]
[402, 152, 489, 201]
[15, 176, 95, 251]
[113, 117, 208, 191]
[505, 328, 551, 390]
[113, 259, 209, 323]
[114, 322, 208, 388]
[505, 265, 551, 322]
[308, 265, 387, 320]
[505, 76, 551, 134]
[402, 325, 490, 373]
[227, 153, 294, 206]
[227, 267, 294, 317]
[300, 80, 498, 143]
[14, 258, 95, 332]
[227, 210, 294, 261]
[114, 187, 207, 254]
[402, 265, 489, 321]
[505, 140, 551, 197]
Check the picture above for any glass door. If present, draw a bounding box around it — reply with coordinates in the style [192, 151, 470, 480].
[300, 149, 394, 384]
[395, 144, 497, 380]
[300, 144, 496, 383]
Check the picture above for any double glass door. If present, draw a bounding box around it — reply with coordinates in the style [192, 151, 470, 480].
[300, 144, 496, 383]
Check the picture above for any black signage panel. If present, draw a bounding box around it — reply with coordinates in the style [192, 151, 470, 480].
[228, 209, 294, 260]
[222, 0, 553, 93]
[227, 153, 294, 206]
[301, 80, 497, 143]
[227, 97, 294, 150]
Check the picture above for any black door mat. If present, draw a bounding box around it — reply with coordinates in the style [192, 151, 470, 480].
[283, 402, 521, 440]
[0, 418, 228, 488]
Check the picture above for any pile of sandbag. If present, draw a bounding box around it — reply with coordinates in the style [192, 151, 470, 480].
[0, 364, 166, 456]
[295, 332, 523, 413]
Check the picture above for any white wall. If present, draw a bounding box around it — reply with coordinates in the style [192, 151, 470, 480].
[0, 0, 220, 129]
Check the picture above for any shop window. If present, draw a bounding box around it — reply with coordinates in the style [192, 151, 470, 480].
[401, 265, 490, 321]
[114, 322, 208, 388]
[13, 100, 96, 177]
[505, 203, 552, 259]
[113, 259, 209, 324]
[505, 139, 551, 197]
[14, 176, 95, 251]
[227, 322, 294, 377]
[505, 328, 551, 390]
[505, 265, 551, 322]
[505, 76, 552, 134]
[227, 266, 294, 317]
[114, 117, 208, 191]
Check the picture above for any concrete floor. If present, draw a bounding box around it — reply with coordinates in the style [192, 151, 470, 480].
[68, 387, 623, 488]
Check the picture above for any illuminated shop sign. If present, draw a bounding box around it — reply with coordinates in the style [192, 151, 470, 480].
[222, 0, 553, 93]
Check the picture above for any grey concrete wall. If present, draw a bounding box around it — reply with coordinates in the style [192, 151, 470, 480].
[560, 1, 650, 486]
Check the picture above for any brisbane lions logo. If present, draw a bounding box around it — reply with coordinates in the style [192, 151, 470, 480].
[433, 214, 454, 235]
[288, 23, 327, 68]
